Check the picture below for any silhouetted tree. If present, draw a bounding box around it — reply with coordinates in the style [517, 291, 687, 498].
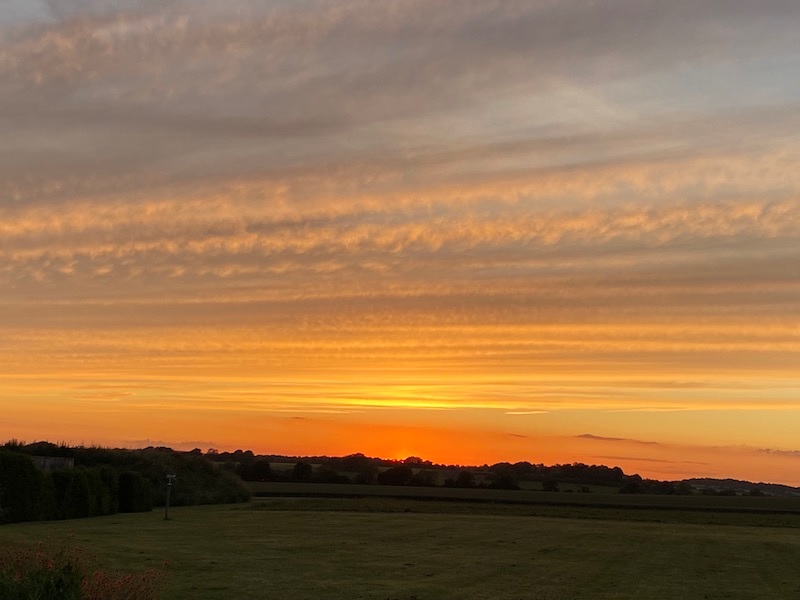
[512, 461, 534, 478]
[238, 460, 273, 482]
[453, 470, 476, 488]
[377, 465, 413, 486]
[489, 473, 520, 490]
[334, 454, 379, 483]
[314, 464, 350, 484]
[619, 474, 643, 494]
[656, 481, 676, 495]
[292, 461, 313, 482]
[542, 479, 559, 492]
[410, 469, 437, 487]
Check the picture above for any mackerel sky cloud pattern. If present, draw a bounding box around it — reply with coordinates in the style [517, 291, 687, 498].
[1, 0, 799, 482]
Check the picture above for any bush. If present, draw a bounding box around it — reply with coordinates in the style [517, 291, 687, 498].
[0, 539, 164, 600]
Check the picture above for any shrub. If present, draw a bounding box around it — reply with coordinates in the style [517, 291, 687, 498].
[0, 539, 164, 600]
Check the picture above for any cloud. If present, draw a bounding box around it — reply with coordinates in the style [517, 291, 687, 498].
[2, 0, 800, 209]
[759, 448, 800, 458]
[2, 196, 798, 312]
[597, 455, 709, 466]
[577, 434, 659, 445]
[578, 434, 625, 442]
[123, 439, 217, 450]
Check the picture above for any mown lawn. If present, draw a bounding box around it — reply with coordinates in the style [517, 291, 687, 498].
[2, 499, 800, 599]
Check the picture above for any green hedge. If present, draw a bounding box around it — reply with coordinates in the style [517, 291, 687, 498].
[0, 442, 251, 524]
[118, 471, 153, 513]
[0, 452, 52, 523]
[52, 468, 91, 520]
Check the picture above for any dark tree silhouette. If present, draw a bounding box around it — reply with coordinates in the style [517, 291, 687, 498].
[377, 465, 413, 486]
[292, 461, 313, 482]
[454, 470, 476, 488]
[542, 479, 559, 492]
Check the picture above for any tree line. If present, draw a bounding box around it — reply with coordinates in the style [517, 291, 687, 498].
[208, 450, 653, 492]
[209, 451, 778, 496]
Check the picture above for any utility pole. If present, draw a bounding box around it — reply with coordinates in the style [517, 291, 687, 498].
[164, 474, 176, 520]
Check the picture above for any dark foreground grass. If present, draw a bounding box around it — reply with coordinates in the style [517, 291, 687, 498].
[2, 499, 800, 599]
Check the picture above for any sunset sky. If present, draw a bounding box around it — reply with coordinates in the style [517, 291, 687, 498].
[2, 1, 800, 484]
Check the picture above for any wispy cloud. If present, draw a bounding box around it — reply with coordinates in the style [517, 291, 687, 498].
[123, 439, 217, 450]
[577, 434, 659, 445]
[597, 455, 709, 466]
[759, 448, 800, 458]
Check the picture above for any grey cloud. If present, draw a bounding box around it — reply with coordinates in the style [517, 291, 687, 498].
[123, 438, 217, 449]
[0, 0, 54, 25]
[578, 434, 658, 445]
[759, 448, 800, 458]
[578, 434, 626, 442]
[598, 455, 709, 465]
[2, 1, 800, 206]
[1, 193, 799, 334]
[1, 0, 799, 379]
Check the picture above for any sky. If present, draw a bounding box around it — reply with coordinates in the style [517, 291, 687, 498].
[1, 0, 800, 484]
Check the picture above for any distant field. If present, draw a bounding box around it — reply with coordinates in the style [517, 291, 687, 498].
[249, 495, 800, 528]
[248, 481, 800, 513]
[3, 498, 800, 599]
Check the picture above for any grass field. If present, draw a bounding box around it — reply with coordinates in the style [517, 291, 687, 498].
[3, 498, 800, 599]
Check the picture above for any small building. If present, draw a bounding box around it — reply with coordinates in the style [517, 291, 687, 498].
[31, 456, 74, 472]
